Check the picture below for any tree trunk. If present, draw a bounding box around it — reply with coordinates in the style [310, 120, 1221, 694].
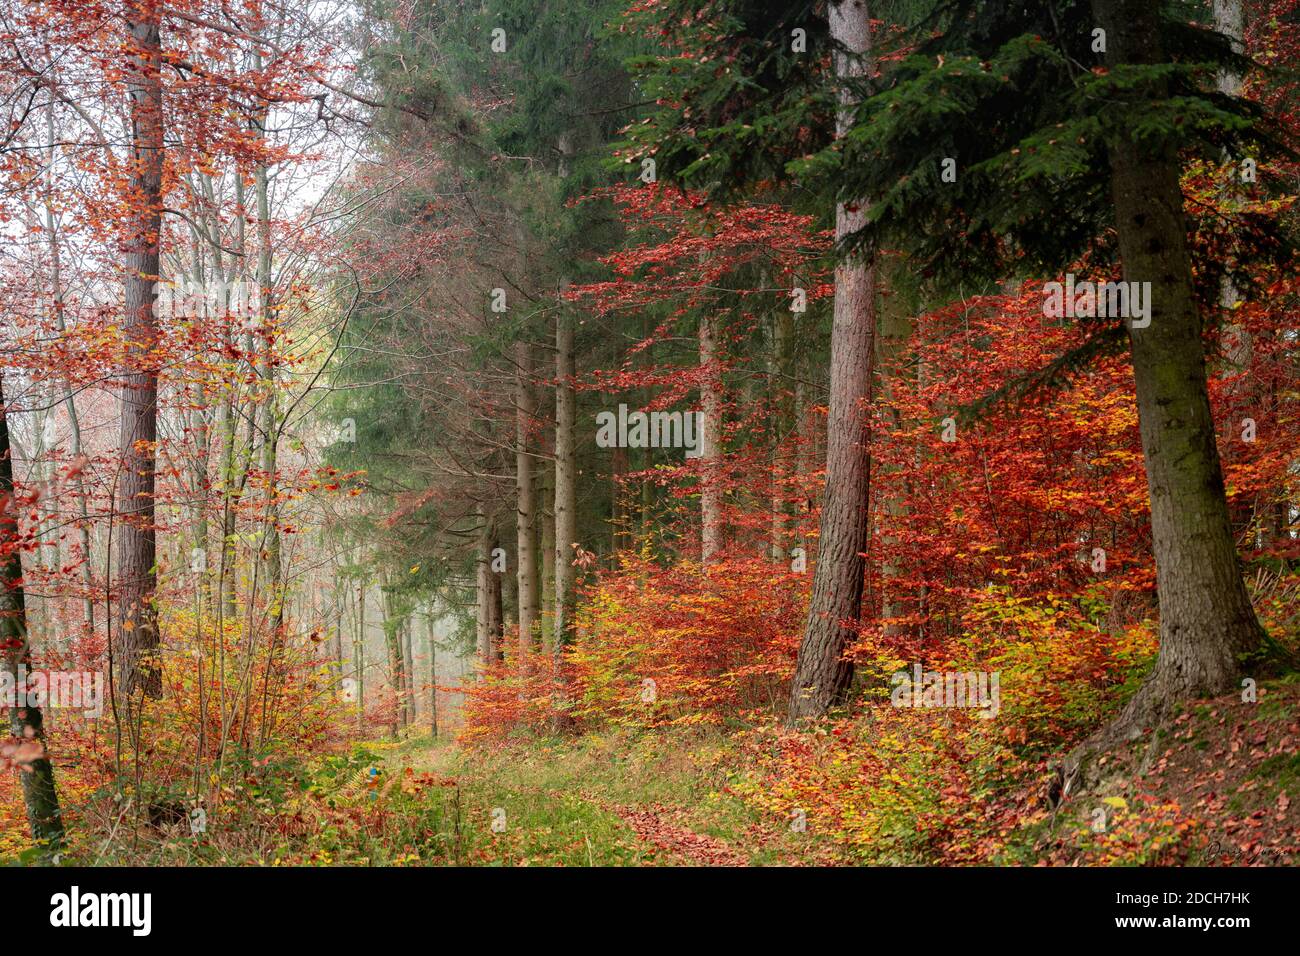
[787, 0, 877, 722]
[1, 375, 66, 855]
[115, 8, 165, 701]
[539, 456, 555, 648]
[381, 583, 405, 735]
[401, 617, 416, 724]
[255, 130, 284, 641]
[553, 313, 577, 652]
[426, 611, 438, 738]
[1091, 0, 1267, 735]
[769, 306, 795, 561]
[699, 309, 723, 563]
[876, 271, 914, 638]
[354, 582, 366, 736]
[515, 341, 538, 656]
[476, 507, 504, 668]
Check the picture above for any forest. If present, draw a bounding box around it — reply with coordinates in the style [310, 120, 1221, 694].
[1, 0, 1298, 877]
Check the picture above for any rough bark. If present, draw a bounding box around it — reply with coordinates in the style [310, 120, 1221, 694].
[1088, 0, 1267, 740]
[553, 313, 577, 652]
[769, 306, 795, 562]
[787, 0, 877, 722]
[115, 8, 165, 701]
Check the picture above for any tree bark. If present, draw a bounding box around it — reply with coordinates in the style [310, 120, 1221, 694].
[1, 375, 66, 855]
[426, 611, 438, 738]
[699, 309, 723, 563]
[116, 7, 165, 701]
[401, 617, 416, 724]
[787, 0, 877, 722]
[476, 506, 492, 669]
[553, 312, 577, 652]
[769, 306, 795, 561]
[539, 455, 555, 648]
[381, 581, 406, 735]
[1091, 0, 1267, 735]
[515, 341, 539, 656]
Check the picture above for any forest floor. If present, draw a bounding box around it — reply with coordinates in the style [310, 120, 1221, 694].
[365, 677, 1298, 867]
[6, 680, 1295, 866]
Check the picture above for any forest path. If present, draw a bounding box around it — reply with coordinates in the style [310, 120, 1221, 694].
[378, 735, 761, 866]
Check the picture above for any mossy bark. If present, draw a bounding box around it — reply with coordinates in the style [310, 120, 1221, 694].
[1089, 0, 1266, 740]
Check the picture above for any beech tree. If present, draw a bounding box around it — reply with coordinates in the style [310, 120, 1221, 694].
[116, 0, 166, 701]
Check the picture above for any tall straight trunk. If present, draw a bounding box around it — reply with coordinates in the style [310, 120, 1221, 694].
[400, 617, 416, 723]
[539, 456, 555, 648]
[2, 377, 66, 855]
[354, 582, 366, 736]
[640, 313, 655, 543]
[253, 176, 284, 744]
[1215, 0, 1247, 351]
[381, 583, 405, 735]
[769, 307, 795, 561]
[553, 313, 577, 652]
[787, 0, 877, 722]
[514, 341, 539, 654]
[876, 273, 914, 637]
[611, 444, 629, 556]
[1091, 0, 1266, 732]
[116, 7, 165, 700]
[252, 81, 283, 640]
[475, 506, 499, 669]
[333, 591, 345, 673]
[488, 553, 504, 663]
[1213, 0, 1257, 541]
[1215, 0, 1252, 385]
[217, 184, 241, 623]
[699, 310, 723, 563]
[425, 612, 438, 738]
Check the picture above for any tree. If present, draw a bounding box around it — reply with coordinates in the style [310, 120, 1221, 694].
[553, 311, 578, 651]
[0, 374, 66, 856]
[1088, 0, 1267, 735]
[515, 340, 539, 653]
[620, 0, 888, 720]
[787, 0, 877, 720]
[812, 0, 1286, 741]
[116, 0, 165, 702]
